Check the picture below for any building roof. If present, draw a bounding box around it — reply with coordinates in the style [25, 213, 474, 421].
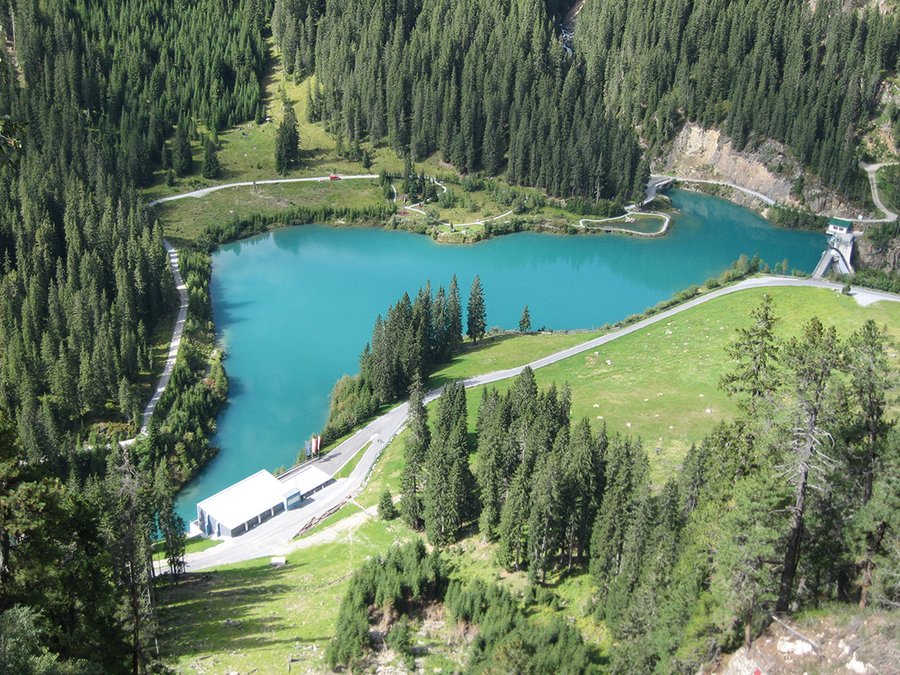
[197, 470, 284, 530]
[280, 465, 332, 498]
[828, 217, 852, 229]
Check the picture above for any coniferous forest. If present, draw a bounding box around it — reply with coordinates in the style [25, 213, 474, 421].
[0, 0, 899, 671]
[338, 300, 898, 672]
[273, 0, 900, 201]
[0, 1, 271, 671]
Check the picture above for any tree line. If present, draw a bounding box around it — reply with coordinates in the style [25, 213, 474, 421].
[319, 274, 486, 447]
[393, 296, 897, 671]
[276, 0, 648, 203]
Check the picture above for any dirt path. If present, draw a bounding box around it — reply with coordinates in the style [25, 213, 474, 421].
[140, 240, 188, 433]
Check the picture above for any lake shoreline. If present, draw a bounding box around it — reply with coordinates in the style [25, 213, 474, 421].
[172, 193, 825, 523]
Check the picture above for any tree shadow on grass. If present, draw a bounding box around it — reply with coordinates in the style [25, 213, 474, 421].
[427, 333, 522, 390]
[157, 564, 307, 660]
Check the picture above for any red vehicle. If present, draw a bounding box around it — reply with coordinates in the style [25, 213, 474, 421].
[329, 174, 341, 181]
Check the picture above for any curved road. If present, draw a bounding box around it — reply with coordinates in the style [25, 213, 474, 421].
[651, 173, 777, 206]
[656, 164, 900, 224]
[861, 162, 898, 223]
[185, 275, 900, 570]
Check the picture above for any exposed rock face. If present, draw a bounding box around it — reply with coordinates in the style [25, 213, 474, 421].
[659, 123, 874, 218]
[712, 611, 898, 675]
[856, 235, 900, 273]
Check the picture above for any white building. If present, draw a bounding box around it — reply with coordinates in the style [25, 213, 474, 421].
[196, 466, 332, 538]
[826, 217, 853, 236]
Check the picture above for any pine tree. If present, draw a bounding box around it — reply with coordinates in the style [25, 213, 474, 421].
[519, 305, 531, 333]
[378, 489, 398, 520]
[275, 106, 301, 174]
[400, 375, 429, 529]
[775, 318, 842, 612]
[172, 117, 193, 177]
[475, 389, 513, 540]
[466, 275, 486, 343]
[527, 437, 566, 584]
[201, 136, 221, 179]
[446, 275, 462, 354]
[424, 381, 474, 545]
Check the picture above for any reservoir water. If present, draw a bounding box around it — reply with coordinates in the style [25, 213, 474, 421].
[175, 189, 825, 522]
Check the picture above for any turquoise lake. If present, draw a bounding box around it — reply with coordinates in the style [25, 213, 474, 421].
[175, 189, 825, 522]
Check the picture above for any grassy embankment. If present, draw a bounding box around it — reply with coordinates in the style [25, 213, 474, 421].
[158, 285, 900, 672]
[153, 535, 222, 562]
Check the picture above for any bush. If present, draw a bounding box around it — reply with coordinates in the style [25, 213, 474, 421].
[386, 616, 415, 668]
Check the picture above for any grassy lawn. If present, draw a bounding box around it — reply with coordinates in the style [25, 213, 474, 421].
[356, 428, 408, 510]
[154, 535, 221, 562]
[158, 517, 415, 673]
[153, 178, 387, 244]
[295, 503, 361, 540]
[332, 441, 372, 479]
[428, 330, 603, 389]
[464, 286, 900, 483]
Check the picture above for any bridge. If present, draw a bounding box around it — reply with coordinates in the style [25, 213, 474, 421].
[644, 176, 674, 205]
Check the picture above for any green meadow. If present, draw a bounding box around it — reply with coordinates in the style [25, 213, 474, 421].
[159, 284, 900, 671]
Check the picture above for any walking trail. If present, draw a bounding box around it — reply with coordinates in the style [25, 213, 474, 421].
[140, 240, 188, 434]
[860, 162, 898, 223]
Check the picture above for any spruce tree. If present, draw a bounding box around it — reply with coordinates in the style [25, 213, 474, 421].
[519, 305, 531, 333]
[446, 275, 463, 354]
[378, 489, 398, 520]
[172, 117, 193, 176]
[775, 319, 842, 612]
[466, 275, 486, 343]
[423, 381, 474, 545]
[400, 375, 429, 529]
[275, 106, 301, 174]
[201, 136, 221, 179]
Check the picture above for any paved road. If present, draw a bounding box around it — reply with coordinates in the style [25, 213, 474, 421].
[579, 211, 671, 237]
[652, 173, 777, 206]
[184, 275, 900, 570]
[860, 162, 898, 223]
[147, 174, 380, 206]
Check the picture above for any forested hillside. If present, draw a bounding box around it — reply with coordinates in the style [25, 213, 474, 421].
[273, 0, 900, 203]
[575, 0, 900, 200]
[381, 300, 899, 672]
[275, 0, 648, 203]
[0, 0, 270, 670]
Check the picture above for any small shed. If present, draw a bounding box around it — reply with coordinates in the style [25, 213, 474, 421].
[827, 217, 853, 236]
